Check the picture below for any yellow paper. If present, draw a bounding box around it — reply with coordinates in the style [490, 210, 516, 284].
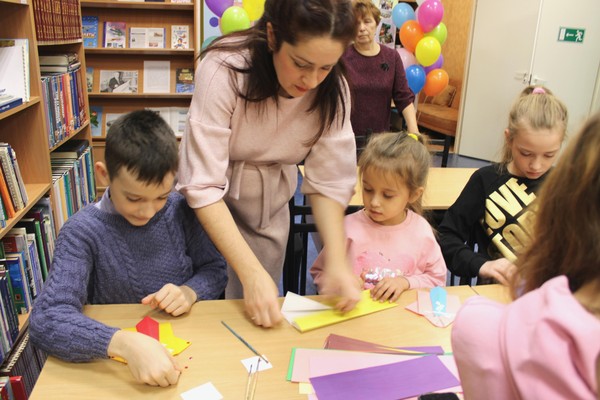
[298, 382, 315, 395]
[292, 290, 398, 332]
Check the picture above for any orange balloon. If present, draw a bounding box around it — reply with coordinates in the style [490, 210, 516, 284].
[423, 69, 449, 97]
[399, 20, 424, 54]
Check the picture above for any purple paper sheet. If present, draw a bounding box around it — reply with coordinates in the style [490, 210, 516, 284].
[309, 355, 459, 400]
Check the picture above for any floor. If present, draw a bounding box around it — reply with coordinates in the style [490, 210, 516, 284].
[279, 153, 491, 296]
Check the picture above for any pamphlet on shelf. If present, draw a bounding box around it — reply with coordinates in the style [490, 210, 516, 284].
[103, 21, 127, 48]
[171, 25, 189, 49]
[82, 16, 99, 48]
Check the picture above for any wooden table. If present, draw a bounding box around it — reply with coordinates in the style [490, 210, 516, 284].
[30, 285, 507, 399]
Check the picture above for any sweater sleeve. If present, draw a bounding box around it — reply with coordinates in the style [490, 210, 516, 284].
[176, 51, 239, 209]
[438, 169, 490, 278]
[29, 215, 118, 362]
[180, 201, 228, 299]
[301, 78, 357, 207]
[391, 48, 415, 112]
[404, 221, 447, 289]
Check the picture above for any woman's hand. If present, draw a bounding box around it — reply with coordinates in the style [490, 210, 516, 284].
[242, 268, 283, 328]
[108, 330, 181, 387]
[142, 284, 197, 316]
[319, 266, 362, 312]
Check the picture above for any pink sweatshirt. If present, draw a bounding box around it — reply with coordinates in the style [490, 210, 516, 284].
[311, 209, 447, 289]
[452, 276, 600, 399]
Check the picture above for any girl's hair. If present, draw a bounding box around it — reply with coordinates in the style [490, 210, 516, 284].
[510, 112, 600, 298]
[202, 0, 357, 146]
[358, 132, 430, 215]
[353, 0, 382, 25]
[500, 85, 568, 166]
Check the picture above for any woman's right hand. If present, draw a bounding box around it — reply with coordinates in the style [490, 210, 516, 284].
[319, 266, 362, 312]
[242, 267, 283, 328]
[108, 330, 181, 387]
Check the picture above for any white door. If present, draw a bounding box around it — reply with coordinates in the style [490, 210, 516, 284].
[458, 0, 600, 161]
[530, 0, 600, 136]
[458, 0, 541, 161]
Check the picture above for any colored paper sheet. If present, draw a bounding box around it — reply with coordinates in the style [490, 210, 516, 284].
[136, 316, 160, 339]
[405, 291, 460, 328]
[241, 356, 273, 373]
[290, 290, 398, 332]
[324, 334, 444, 355]
[309, 355, 460, 400]
[281, 291, 332, 324]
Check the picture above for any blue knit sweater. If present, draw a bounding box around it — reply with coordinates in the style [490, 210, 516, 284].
[29, 191, 227, 362]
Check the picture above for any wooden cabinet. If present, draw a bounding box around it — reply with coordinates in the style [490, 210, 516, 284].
[81, 0, 199, 194]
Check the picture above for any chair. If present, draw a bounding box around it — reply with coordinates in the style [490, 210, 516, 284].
[416, 78, 462, 167]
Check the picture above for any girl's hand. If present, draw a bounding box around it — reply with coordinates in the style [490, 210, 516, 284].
[370, 276, 410, 303]
[108, 330, 181, 387]
[479, 258, 516, 286]
[142, 284, 197, 316]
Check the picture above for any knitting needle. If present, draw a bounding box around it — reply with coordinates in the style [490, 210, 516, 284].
[221, 321, 269, 364]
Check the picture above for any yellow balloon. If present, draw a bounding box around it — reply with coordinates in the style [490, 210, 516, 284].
[415, 36, 441, 67]
[243, 0, 266, 22]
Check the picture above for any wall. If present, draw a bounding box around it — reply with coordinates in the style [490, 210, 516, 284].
[441, 0, 474, 84]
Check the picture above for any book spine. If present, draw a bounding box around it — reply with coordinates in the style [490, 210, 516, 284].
[5, 258, 29, 314]
[0, 147, 23, 211]
[6, 146, 28, 207]
[0, 169, 15, 219]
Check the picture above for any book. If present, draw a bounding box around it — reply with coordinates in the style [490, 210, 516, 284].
[99, 70, 138, 93]
[51, 139, 90, 159]
[175, 68, 194, 93]
[143, 61, 170, 93]
[103, 21, 127, 48]
[105, 113, 124, 134]
[171, 25, 189, 49]
[9, 376, 27, 400]
[0, 39, 30, 103]
[86, 67, 93, 92]
[39, 52, 78, 66]
[90, 105, 103, 137]
[0, 170, 13, 219]
[5, 254, 31, 314]
[0, 94, 23, 114]
[16, 218, 48, 280]
[40, 62, 81, 74]
[0, 146, 23, 212]
[130, 27, 166, 49]
[1, 144, 27, 208]
[82, 16, 99, 48]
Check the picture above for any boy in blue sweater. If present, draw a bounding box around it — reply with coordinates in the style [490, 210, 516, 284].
[30, 110, 227, 387]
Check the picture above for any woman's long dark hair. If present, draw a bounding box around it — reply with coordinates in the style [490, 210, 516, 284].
[201, 0, 357, 145]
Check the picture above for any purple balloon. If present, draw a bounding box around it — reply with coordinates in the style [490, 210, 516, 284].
[397, 47, 417, 69]
[423, 54, 444, 74]
[205, 0, 234, 17]
[417, 0, 444, 33]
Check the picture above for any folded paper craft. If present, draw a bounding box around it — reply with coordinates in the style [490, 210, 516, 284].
[111, 316, 191, 363]
[281, 290, 398, 332]
[405, 290, 460, 328]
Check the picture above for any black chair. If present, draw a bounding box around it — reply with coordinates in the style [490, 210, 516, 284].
[283, 199, 316, 295]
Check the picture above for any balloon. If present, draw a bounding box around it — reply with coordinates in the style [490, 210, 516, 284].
[424, 22, 447, 45]
[417, 0, 444, 32]
[423, 53, 443, 74]
[397, 47, 417, 69]
[243, 0, 265, 22]
[220, 6, 251, 35]
[202, 36, 219, 51]
[405, 64, 426, 94]
[399, 20, 423, 53]
[205, 0, 234, 18]
[423, 68, 449, 97]
[415, 36, 441, 67]
[392, 3, 415, 29]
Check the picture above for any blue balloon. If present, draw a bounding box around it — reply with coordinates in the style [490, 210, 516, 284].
[392, 3, 416, 29]
[406, 64, 426, 94]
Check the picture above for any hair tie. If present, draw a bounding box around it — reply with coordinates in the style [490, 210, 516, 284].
[407, 133, 419, 141]
[532, 87, 546, 94]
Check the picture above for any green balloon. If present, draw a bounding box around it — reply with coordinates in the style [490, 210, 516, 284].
[220, 6, 251, 35]
[424, 22, 447, 46]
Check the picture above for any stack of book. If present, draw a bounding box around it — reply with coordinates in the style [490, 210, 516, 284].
[0, 143, 28, 226]
[31, 0, 82, 43]
[39, 53, 88, 147]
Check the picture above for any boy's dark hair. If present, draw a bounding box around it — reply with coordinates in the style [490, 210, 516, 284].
[105, 110, 178, 185]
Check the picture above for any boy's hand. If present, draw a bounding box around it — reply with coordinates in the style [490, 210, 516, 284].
[142, 284, 197, 316]
[370, 276, 410, 303]
[108, 330, 181, 387]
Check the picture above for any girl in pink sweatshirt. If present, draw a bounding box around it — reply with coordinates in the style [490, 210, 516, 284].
[311, 132, 447, 302]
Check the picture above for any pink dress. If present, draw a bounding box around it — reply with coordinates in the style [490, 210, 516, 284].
[177, 49, 357, 298]
[452, 276, 600, 399]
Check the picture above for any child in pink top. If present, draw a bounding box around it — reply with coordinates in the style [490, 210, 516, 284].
[452, 112, 600, 399]
[311, 132, 447, 302]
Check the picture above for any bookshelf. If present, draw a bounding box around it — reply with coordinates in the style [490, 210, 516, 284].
[0, 0, 94, 394]
[81, 0, 199, 194]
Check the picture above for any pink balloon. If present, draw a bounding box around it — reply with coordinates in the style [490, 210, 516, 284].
[206, 0, 234, 17]
[417, 0, 444, 33]
[423, 54, 444, 74]
[397, 47, 417, 69]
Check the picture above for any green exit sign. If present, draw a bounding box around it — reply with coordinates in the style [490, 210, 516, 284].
[558, 27, 585, 43]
